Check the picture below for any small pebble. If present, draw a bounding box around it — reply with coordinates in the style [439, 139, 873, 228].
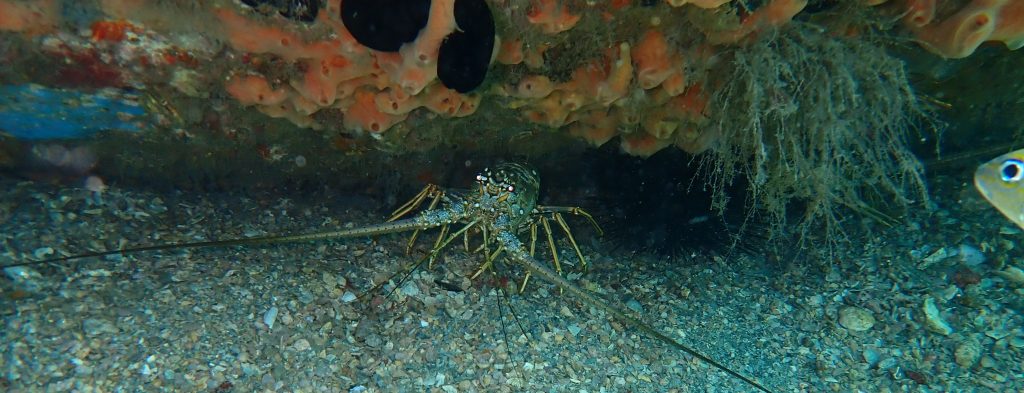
[82, 318, 118, 336]
[980, 356, 996, 369]
[957, 244, 984, 266]
[400, 281, 420, 297]
[862, 349, 880, 368]
[341, 292, 357, 303]
[995, 266, 1024, 286]
[3, 266, 44, 291]
[954, 338, 981, 368]
[625, 299, 643, 314]
[264, 307, 278, 330]
[838, 306, 875, 332]
[292, 338, 311, 351]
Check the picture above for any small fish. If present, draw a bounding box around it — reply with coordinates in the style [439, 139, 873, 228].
[975, 148, 1024, 229]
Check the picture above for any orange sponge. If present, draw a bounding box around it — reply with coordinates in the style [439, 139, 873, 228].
[911, 0, 1023, 58]
[596, 43, 633, 106]
[707, 0, 808, 44]
[216, 9, 312, 61]
[992, 0, 1024, 49]
[343, 89, 408, 133]
[376, 0, 456, 95]
[569, 110, 619, 147]
[528, 0, 582, 34]
[226, 75, 290, 106]
[632, 30, 677, 90]
[661, 71, 687, 97]
[642, 108, 678, 140]
[668, 83, 708, 122]
[512, 75, 556, 99]
[453, 92, 482, 117]
[497, 39, 524, 65]
[0, 0, 57, 34]
[524, 91, 576, 127]
[620, 132, 670, 157]
[675, 125, 719, 154]
[375, 88, 419, 115]
[293, 54, 375, 107]
[666, 0, 731, 9]
[422, 84, 464, 116]
[903, 0, 936, 28]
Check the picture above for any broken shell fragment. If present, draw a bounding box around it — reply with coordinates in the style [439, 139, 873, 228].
[922, 297, 954, 336]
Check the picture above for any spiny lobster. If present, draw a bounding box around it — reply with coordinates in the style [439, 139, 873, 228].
[4, 162, 774, 392]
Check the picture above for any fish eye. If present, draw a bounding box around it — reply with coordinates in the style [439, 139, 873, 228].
[1000, 159, 1024, 182]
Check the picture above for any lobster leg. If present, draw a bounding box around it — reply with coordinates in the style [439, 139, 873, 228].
[533, 206, 603, 272]
[388, 184, 445, 255]
[497, 234, 775, 393]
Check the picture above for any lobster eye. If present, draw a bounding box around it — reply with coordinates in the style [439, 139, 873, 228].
[507, 185, 514, 192]
[1000, 159, 1024, 182]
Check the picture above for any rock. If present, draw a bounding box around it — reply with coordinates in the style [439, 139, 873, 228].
[922, 297, 953, 336]
[838, 306, 875, 332]
[292, 338, 311, 351]
[957, 244, 985, 266]
[400, 281, 420, 297]
[340, 291, 357, 303]
[954, 338, 981, 368]
[995, 266, 1024, 286]
[82, 318, 119, 336]
[3, 266, 45, 291]
[862, 349, 881, 368]
[263, 307, 278, 330]
[979, 356, 996, 368]
[625, 299, 644, 314]
[919, 247, 952, 269]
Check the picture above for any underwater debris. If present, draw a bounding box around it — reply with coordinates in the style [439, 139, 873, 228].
[340, 0, 431, 52]
[700, 22, 935, 244]
[436, 0, 495, 93]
